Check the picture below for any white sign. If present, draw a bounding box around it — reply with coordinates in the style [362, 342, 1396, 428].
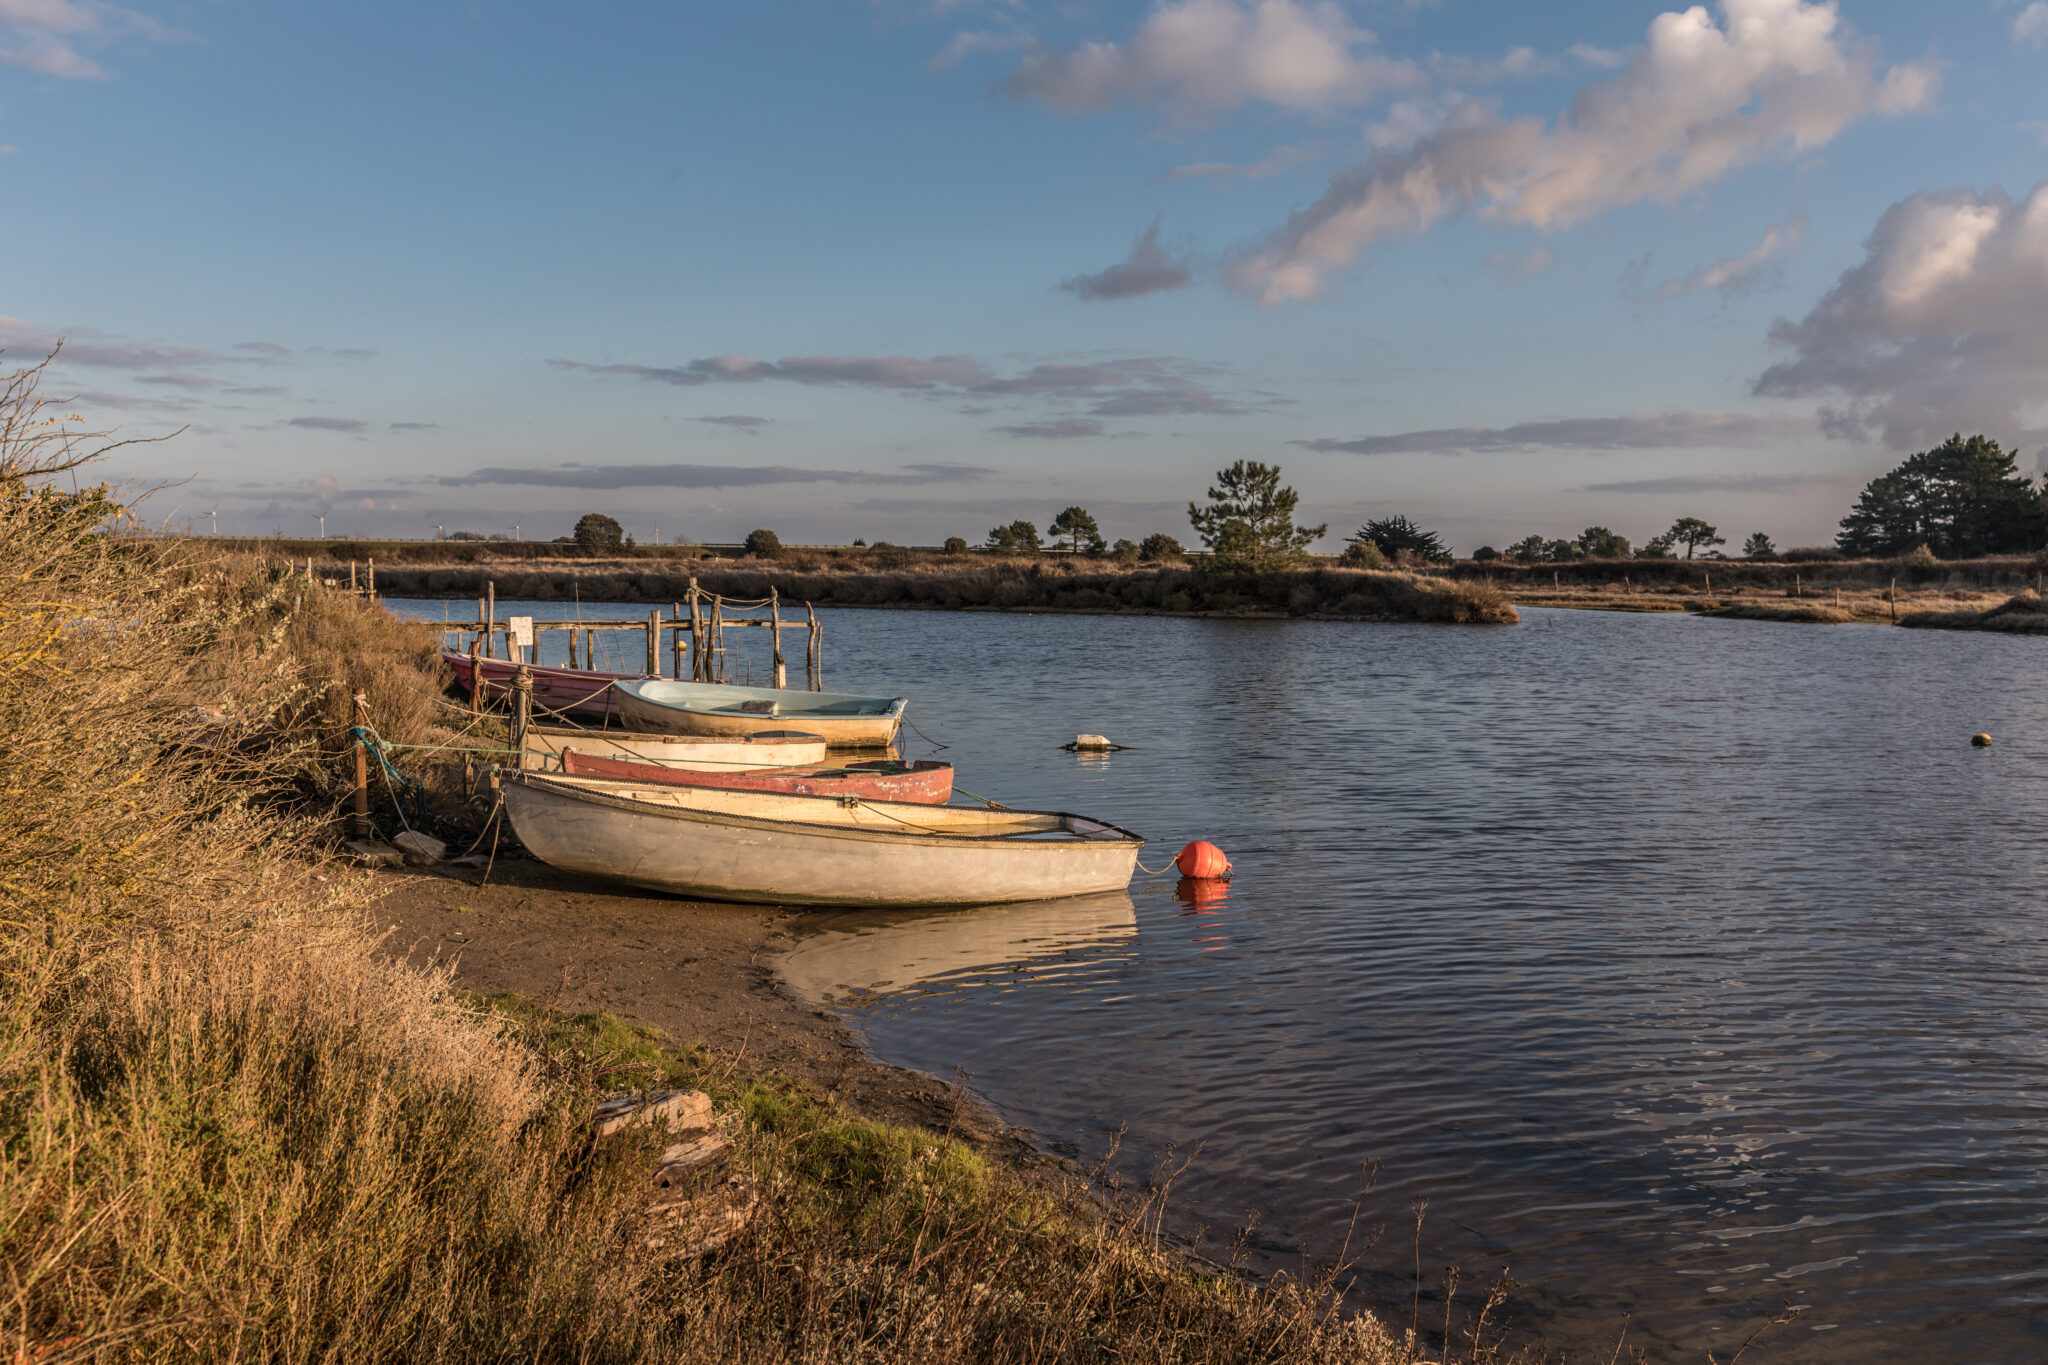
[508, 615, 535, 649]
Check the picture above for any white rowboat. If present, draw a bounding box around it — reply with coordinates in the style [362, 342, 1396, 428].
[500, 771, 1143, 907]
[521, 724, 829, 772]
[614, 679, 907, 749]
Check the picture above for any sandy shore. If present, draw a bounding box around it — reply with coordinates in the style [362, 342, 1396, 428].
[372, 854, 1048, 1164]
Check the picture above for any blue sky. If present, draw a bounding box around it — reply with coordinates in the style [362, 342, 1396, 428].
[7, 0, 2047, 552]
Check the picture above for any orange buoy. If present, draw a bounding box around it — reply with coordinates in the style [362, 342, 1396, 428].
[1175, 840, 1232, 879]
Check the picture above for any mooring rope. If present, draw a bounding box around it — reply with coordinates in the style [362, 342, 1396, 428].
[348, 723, 438, 833]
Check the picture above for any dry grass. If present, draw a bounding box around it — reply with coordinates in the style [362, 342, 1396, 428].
[1900, 589, 2048, 634]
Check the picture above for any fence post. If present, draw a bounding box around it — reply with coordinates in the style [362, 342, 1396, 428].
[350, 560, 357, 590]
[512, 666, 533, 770]
[770, 589, 786, 689]
[350, 690, 373, 839]
[646, 609, 659, 677]
[367, 557, 375, 596]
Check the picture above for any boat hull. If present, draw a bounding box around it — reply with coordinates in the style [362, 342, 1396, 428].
[522, 725, 828, 772]
[501, 774, 1141, 907]
[614, 679, 906, 749]
[560, 751, 954, 803]
[444, 649, 636, 722]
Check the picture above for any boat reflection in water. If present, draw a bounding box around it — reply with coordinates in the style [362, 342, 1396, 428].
[777, 890, 1138, 1009]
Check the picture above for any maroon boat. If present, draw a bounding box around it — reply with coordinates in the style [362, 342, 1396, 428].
[443, 648, 637, 722]
[559, 749, 955, 804]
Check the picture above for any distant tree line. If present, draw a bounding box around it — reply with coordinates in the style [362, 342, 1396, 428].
[544, 432, 2048, 573]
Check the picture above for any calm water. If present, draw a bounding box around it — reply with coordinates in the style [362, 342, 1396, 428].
[395, 599, 2048, 1361]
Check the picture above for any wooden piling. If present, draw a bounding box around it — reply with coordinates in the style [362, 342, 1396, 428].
[770, 589, 786, 689]
[711, 596, 724, 682]
[1890, 577, 1898, 622]
[688, 581, 705, 680]
[350, 560, 357, 590]
[806, 603, 820, 690]
[672, 603, 685, 678]
[350, 690, 372, 838]
[646, 609, 660, 677]
[512, 666, 533, 770]
[367, 557, 375, 595]
[486, 583, 496, 658]
[468, 637, 482, 717]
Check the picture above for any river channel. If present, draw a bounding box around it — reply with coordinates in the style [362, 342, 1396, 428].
[394, 598, 2048, 1361]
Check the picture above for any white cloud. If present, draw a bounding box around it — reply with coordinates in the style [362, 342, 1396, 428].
[2016, 3, 2048, 49]
[1754, 175, 2048, 449]
[1656, 210, 1807, 296]
[1226, 0, 1938, 304]
[1006, 0, 1423, 116]
[0, 0, 180, 80]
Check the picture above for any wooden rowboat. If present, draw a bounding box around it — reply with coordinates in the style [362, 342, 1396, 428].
[522, 725, 828, 772]
[560, 750, 955, 803]
[444, 649, 637, 722]
[500, 772, 1143, 907]
[614, 678, 906, 749]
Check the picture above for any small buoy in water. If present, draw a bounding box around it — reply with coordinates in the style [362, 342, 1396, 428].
[1175, 840, 1232, 879]
[1073, 733, 1113, 750]
[1972, 732, 1992, 748]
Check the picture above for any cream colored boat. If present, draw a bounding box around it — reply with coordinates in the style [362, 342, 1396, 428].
[613, 678, 907, 749]
[521, 724, 828, 772]
[500, 771, 1144, 907]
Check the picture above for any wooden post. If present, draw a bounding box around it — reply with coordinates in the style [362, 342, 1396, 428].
[672, 603, 685, 678]
[350, 560, 357, 590]
[688, 581, 705, 680]
[770, 589, 786, 689]
[486, 583, 496, 657]
[1890, 577, 1898, 622]
[350, 690, 373, 839]
[367, 557, 375, 595]
[468, 637, 482, 717]
[645, 609, 659, 677]
[476, 598, 486, 656]
[1795, 573, 1801, 599]
[568, 627, 579, 670]
[1704, 571, 1710, 594]
[806, 603, 820, 690]
[512, 666, 533, 770]
[711, 596, 724, 682]
[584, 627, 594, 673]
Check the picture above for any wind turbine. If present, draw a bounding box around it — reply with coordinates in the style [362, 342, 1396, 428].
[432, 522, 445, 541]
[208, 507, 218, 537]
[511, 522, 521, 541]
[312, 513, 326, 538]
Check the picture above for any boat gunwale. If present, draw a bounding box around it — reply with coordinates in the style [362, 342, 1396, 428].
[505, 770, 1145, 849]
[616, 677, 908, 720]
[525, 722, 830, 748]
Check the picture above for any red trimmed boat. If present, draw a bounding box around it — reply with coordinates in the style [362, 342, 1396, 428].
[443, 648, 637, 722]
[559, 749, 955, 804]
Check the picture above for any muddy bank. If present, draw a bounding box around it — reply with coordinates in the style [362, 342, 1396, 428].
[372, 855, 1047, 1164]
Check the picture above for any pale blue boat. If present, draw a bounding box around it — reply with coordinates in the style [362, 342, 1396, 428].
[612, 678, 907, 748]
